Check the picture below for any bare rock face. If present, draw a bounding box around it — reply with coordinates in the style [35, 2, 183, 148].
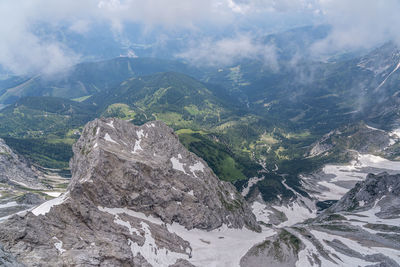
[0, 118, 260, 266]
[327, 172, 400, 217]
[0, 138, 44, 189]
[70, 118, 259, 231]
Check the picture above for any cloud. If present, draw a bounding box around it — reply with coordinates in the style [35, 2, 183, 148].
[0, 0, 237, 75]
[177, 34, 279, 69]
[0, 0, 398, 75]
[312, 0, 400, 56]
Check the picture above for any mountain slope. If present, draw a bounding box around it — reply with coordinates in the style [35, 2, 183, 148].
[0, 118, 264, 266]
[0, 58, 202, 104]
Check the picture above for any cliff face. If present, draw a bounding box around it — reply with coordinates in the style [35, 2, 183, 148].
[327, 172, 400, 217]
[69, 118, 259, 231]
[0, 118, 260, 266]
[0, 138, 44, 189]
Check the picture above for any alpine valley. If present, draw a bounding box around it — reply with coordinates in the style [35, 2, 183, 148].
[1, 21, 400, 267]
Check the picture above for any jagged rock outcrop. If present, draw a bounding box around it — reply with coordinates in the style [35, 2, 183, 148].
[0, 138, 44, 189]
[70, 118, 259, 231]
[307, 123, 396, 158]
[240, 229, 303, 267]
[327, 172, 400, 217]
[0, 245, 23, 267]
[0, 118, 260, 266]
[245, 172, 400, 267]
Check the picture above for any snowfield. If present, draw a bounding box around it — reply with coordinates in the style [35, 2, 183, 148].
[99, 206, 275, 267]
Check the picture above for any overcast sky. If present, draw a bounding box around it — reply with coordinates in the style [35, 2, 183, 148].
[0, 0, 398, 76]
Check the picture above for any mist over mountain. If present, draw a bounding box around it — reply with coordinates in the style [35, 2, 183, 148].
[1, 1, 400, 266]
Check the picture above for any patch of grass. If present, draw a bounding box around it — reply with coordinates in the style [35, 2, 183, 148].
[72, 95, 92, 102]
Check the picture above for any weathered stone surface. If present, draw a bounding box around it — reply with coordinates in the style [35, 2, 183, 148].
[0, 244, 24, 267]
[328, 172, 400, 216]
[0, 118, 260, 266]
[70, 118, 259, 231]
[0, 138, 44, 189]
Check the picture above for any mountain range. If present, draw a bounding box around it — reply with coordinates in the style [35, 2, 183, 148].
[0, 24, 400, 266]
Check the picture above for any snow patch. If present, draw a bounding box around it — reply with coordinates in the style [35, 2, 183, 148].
[188, 190, 194, 197]
[32, 193, 68, 216]
[98, 206, 275, 267]
[189, 162, 205, 177]
[170, 157, 188, 175]
[273, 202, 316, 227]
[53, 237, 66, 254]
[305, 153, 400, 201]
[242, 177, 264, 197]
[376, 61, 400, 90]
[251, 202, 272, 223]
[106, 121, 114, 129]
[0, 201, 18, 209]
[311, 230, 400, 264]
[104, 133, 118, 144]
[132, 130, 146, 153]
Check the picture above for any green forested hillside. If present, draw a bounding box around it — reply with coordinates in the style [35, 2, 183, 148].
[1, 41, 399, 202]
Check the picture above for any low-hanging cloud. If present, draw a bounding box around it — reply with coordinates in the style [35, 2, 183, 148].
[177, 34, 279, 69]
[0, 0, 236, 76]
[312, 0, 400, 57]
[0, 0, 400, 76]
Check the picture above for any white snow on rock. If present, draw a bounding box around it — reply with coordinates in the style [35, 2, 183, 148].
[170, 157, 188, 175]
[189, 162, 205, 177]
[128, 221, 186, 267]
[390, 128, 400, 139]
[187, 190, 194, 197]
[315, 181, 350, 200]
[311, 230, 400, 264]
[242, 177, 264, 197]
[251, 202, 272, 223]
[376, 61, 400, 90]
[358, 154, 400, 171]
[132, 130, 146, 153]
[296, 230, 372, 267]
[113, 214, 141, 236]
[104, 133, 118, 144]
[32, 193, 68, 216]
[0, 201, 18, 209]
[106, 121, 114, 129]
[53, 237, 66, 254]
[136, 129, 145, 139]
[132, 140, 143, 153]
[98, 206, 275, 267]
[304, 153, 400, 201]
[345, 205, 400, 227]
[272, 202, 316, 227]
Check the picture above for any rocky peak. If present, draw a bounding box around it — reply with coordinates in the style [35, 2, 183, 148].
[327, 172, 400, 217]
[70, 118, 259, 231]
[0, 118, 261, 266]
[0, 138, 44, 189]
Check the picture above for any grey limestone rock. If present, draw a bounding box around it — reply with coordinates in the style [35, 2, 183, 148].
[0, 138, 44, 190]
[0, 118, 260, 266]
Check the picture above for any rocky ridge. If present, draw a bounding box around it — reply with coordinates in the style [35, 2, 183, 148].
[0, 118, 261, 266]
[0, 138, 44, 190]
[245, 172, 400, 266]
